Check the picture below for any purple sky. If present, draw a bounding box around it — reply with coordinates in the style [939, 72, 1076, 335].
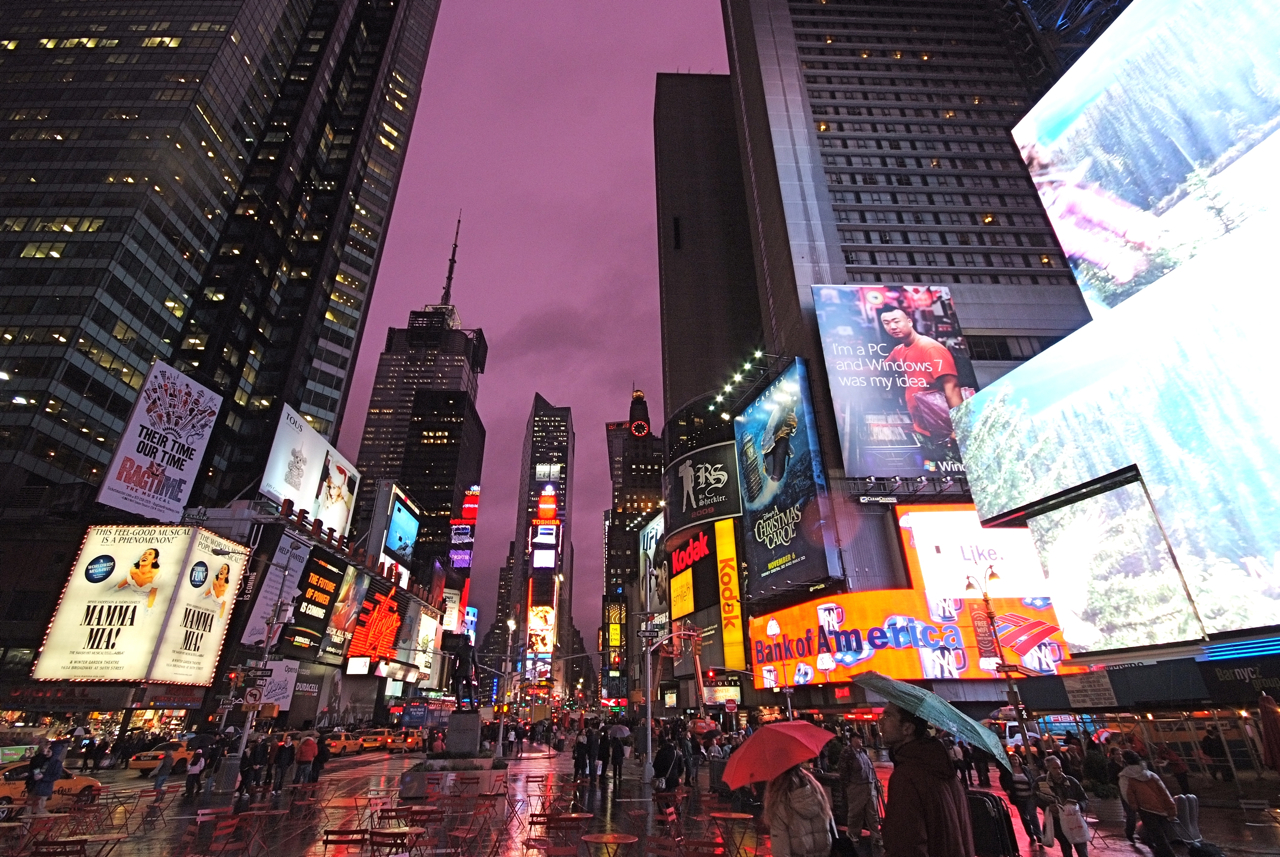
[337, 2, 729, 642]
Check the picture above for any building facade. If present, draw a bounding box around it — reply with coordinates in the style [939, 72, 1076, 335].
[600, 391, 664, 704]
[0, 0, 441, 514]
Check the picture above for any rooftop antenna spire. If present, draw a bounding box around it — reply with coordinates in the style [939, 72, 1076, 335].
[441, 210, 461, 306]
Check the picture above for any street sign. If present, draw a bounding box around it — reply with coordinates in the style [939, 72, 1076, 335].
[244, 687, 263, 704]
[638, 629, 660, 639]
[724, 699, 737, 713]
[241, 668, 272, 680]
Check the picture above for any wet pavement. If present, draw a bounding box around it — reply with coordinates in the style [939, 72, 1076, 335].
[6, 746, 1277, 856]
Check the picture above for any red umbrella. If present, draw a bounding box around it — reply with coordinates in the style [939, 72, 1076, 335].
[722, 721, 837, 789]
[1259, 694, 1280, 774]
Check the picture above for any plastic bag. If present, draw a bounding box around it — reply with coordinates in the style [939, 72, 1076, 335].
[1059, 804, 1089, 844]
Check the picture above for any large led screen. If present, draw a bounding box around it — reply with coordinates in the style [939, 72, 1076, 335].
[33, 526, 247, 685]
[261, 404, 361, 537]
[895, 505, 1050, 600]
[812, 285, 974, 478]
[748, 589, 1078, 689]
[384, 497, 419, 566]
[957, 0, 1280, 654]
[734, 359, 837, 599]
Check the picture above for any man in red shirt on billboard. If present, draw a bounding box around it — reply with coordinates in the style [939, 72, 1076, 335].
[879, 305, 965, 442]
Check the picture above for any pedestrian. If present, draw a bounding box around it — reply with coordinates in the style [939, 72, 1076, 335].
[999, 753, 1042, 846]
[153, 748, 176, 795]
[237, 747, 254, 796]
[652, 737, 682, 793]
[312, 735, 330, 783]
[273, 735, 295, 794]
[249, 738, 271, 791]
[1104, 746, 1136, 841]
[586, 728, 600, 781]
[878, 703, 973, 857]
[515, 723, 527, 758]
[294, 735, 317, 783]
[838, 735, 882, 846]
[596, 728, 612, 782]
[971, 744, 992, 788]
[26, 743, 53, 815]
[1153, 744, 1190, 795]
[573, 733, 589, 780]
[184, 749, 206, 798]
[610, 732, 625, 782]
[764, 764, 833, 857]
[1034, 755, 1089, 857]
[1118, 750, 1178, 857]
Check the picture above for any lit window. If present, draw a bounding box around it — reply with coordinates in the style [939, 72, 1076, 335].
[19, 242, 65, 258]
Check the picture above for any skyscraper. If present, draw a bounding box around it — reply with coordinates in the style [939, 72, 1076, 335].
[351, 302, 487, 539]
[600, 391, 663, 702]
[511, 394, 574, 698]
[0, 0, 441, 510]
[476, 541, 516, 704]
[654, 74, 764, 417]
[721, 0, 1091, 402]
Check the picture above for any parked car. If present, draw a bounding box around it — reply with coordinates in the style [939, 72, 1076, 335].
[128, 740, 194, 776]
[388, 731, 423, 753]
[0, 762, 101, 818]
[325, 731, 362, 756]
[359, 729, 396, 751]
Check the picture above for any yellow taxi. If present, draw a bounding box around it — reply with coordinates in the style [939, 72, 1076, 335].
[127, 740, 195, 776]
[0, 761, 101, 818]
[358, 729, 396, 751]
[324, 731, 362, 757]
[388, 730, 423, 753]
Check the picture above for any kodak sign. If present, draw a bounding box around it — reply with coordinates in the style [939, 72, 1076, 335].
[716, 519, 745, 670]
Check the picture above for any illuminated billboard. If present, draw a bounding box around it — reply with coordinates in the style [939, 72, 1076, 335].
[811, 286, 974, 478]
[528, 604, 556, 654]
[262, 405, 360, 536]
[663, 442, 742, 536]
[384, 496, 419, 566]
[665, 523, 727, 622]
[895, 505, 1050, 600]
[96, 361, 221, 522]
[33, 526, 247, 685]
[347, 577, 407, 664]
[463, 606, 478, 645]
[748, 589, 1078, 689]
[957, 0, 1280, 654]
[733, 359, 836, 599]
[279, 551, 348, 659]
[319, 567, 370, 660]
[240, 534, 310, 648]
[639, 513, 667, 620]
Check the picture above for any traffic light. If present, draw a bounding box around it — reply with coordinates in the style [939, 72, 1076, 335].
[705, 668, 718, 683]
[227, 669, 241, 689]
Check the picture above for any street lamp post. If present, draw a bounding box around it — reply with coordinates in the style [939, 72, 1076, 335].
[495, 618, 518, 760]
[642, 626, 701, 782]
[966, 566, 1035, 753]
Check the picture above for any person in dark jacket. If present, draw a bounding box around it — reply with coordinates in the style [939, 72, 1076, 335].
[312, 735, 330, 783]
[610, 733, 625, 781]
[879, 704, 974, 857]
[652, 738, 682, 793]
[1035, 756, 1089, 857]
[249, 739, 270, 790]
[237, 747, 255, 797]
[586, 728, 600, 781]
[596, 728, 612, 782]
[26, 744, 53, 814]
[573, 733, 589, 780]
[272, 736, 295, 794]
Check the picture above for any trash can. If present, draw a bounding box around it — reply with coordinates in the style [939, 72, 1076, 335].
[211, 752, 241, 795]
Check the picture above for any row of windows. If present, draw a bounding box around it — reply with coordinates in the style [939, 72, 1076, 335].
[824, 155, 1022, 172]
[840, 229, 1047, 248]
[843, 249, 1058, 268]
[817, 121, 1012, 137]
[824, 171, 1028, 192]
[843, 270, 1072, 288]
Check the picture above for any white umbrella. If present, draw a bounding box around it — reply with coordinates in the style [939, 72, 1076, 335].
[608, 725, 631, 739]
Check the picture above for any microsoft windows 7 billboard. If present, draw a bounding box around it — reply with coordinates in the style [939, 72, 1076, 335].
[733, 359, 837, 599]
[956, 0, 1280, 654]
[811, 285, 974, 478]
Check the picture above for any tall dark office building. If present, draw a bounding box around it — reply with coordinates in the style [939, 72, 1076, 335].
[600, 391, 663, 701]
[0, 0, 441, 511]
[400, 388, 484, 570]
[721, 0, 1091, 404]
[510, 393, 574, 697]
[351, 302, 487, 537]
[654, 74, 764, 418]
[475, 541, 516, 703]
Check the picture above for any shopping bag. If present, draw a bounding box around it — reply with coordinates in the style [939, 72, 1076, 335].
[1059, 804, 1088, 844]
[1042, 809, 1055, 844]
